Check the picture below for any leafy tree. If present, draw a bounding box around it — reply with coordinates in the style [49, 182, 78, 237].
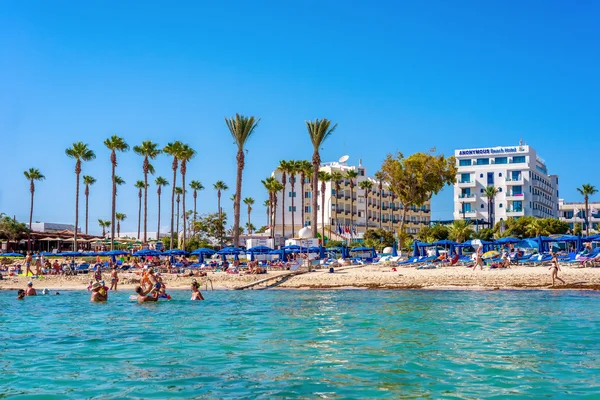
[326, 240, 345, 248]
[417, 223, 449, 243]
[0, 215, 30, 249]
[225, 114, 260, 248]
[447, 219, 473, 243]
[306, 118, 337, 238]
[104, 135, 129, 250]
[472, 228, 494, 241]
[380, 152, 457, 235]
[185, 236, 216, 252]
[133, 140, 161, 243]
[573, 222, 583, 236]
[65, 142, 95, 248]
[577, 184, 598, 236]
[82, 175, 96, 235]
[193, 212, 228, 242]
[363, 228, 395, 250]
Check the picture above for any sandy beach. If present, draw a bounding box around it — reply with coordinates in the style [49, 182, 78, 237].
[2, 263, 600, 292]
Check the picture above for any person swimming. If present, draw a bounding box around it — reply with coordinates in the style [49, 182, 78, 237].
[135, 285, 159, 304]
[190, 280, 204, 301]
[17, 289, 25, 300]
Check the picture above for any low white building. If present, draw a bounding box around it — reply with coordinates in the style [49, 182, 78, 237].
[31, 222, 78, 232]
[116, 232, 168, 241]
[558, 199, 600, 231]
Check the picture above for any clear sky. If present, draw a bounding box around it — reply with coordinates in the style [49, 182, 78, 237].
[1, 0, 599, 235]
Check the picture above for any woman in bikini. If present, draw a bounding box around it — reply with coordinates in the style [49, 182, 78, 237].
[473, 246, 484, 271]
[549, 253, 565, 286]
[190, 280, 204, 300]
[110, 266, 119, 291]
[24, 252, 33, 276]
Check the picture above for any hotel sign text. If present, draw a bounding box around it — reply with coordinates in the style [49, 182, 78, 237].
[459, 147, 523, 156]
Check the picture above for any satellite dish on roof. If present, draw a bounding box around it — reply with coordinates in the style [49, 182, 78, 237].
[339, 155, 349, 163]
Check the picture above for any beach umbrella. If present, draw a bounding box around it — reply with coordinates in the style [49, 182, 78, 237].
[413, 241, 419, 257]
[537, 236, 545, 254]
[576, 235, 583, 252]
[1, 252, 24, 257]
[319, 245, 325, 259]
[234, 253, 239, 261]
[104, 250, 128, 256]
[482, 250, 500, 259]
[59, 251, 82, 257]
[217, 247, 244, 255]
[392, 241, 398, 257]
[163, 249, 189, 256]
[494, 237, 520, 245]
[372, 246, 377, 259]
[247, 245, 273, 254]
[221, 253, 227, 262]
[198, 253, 205, 264]
[191, 248, 216, 256]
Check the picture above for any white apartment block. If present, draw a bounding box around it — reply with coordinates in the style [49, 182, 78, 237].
[558, 199, 600, 231]
[269, 157, 431, 240]
[453, 143, 559, 225]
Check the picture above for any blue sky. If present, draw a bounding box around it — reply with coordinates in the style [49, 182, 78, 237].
[1, 0, 599, 235]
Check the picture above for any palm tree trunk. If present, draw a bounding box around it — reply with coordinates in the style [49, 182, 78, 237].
[281, 173, 286, 239]
[291, 177, 296, 236]
[182, 167, 187, 249]
[74, 171, 80, 250]
[217, 192, 222, 246]
[28, 181, 34, 251]
[585, 197, 590, 236]
[157, 187, 162, 240]
[143, 162, 148, 243]
[117, 221, 121, 237]
[365, 191, 369, 230]
[311, 153, 319, 239]
[247, 208, 251, 234]
[85, 185, 89, 235]
[379, 188, 382, 229]
[193, 192, 197, 236]
[110, 155, 116, 251]
[321, 181, 326, 243]
[301, 177, 305, 227]
[170, 164, 177, 250]
[176, 199, 180, 238]
[137, 191, 142, 239]
[233, 150, 244, 247]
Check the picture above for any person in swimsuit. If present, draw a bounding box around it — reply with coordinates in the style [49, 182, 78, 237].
[24, 252, 33, 276]
[90, 282, 108, 302]
[94, 265, 102, 282]
[17, 289, 25, 300]
[473, 246, 484, 271]
[34, 256, 43, 276]
[25, 282, 37, 296]
[549, 253, 565, 286]
[110, 266, 119, 291]
[190, 280, 204, 301]
[135, 285, 159, 303]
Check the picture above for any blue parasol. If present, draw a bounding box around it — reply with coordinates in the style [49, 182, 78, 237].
[1, 252, 24, 257]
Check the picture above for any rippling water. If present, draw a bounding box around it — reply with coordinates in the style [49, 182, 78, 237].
[1, 289, 600, 398]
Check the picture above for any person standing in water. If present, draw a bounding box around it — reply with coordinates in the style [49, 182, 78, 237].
[90, 282, 108, 302]
[549, 253, 566, 286]
[190, 280, 204, 301]
[135, 285, 159, 303]
[25, 282, 37, 296]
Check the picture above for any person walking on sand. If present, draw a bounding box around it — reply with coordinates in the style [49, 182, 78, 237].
[24, 252, 33, 276]
[473, 246, 484, 271]
[110, 266, 119, 291]
[549, 253, 565, 286]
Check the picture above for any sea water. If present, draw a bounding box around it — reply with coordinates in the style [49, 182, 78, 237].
[1, 289, 599, 399]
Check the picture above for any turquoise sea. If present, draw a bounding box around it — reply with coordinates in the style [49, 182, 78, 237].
[1, 289, 600, 399]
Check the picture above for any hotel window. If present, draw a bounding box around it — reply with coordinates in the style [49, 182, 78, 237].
[463, 203, 472, 212]
[288, 206, 296, 212]
[487, 172, 494, 185]
[513, 186, 522, 195]
[498, 188, 502, 192]
[476, 158, 490, 165]
[288, 192, 296, 197]
[499, 203, 503, 208]
[305, 192, 311, 198]
[495, 157, 508, 164]
[459, 159, 471, 166]
[460, 173, 471, 183]
[304, 206, 311, 212]
[498, 173, 502, 177]
[513, 201, 523, 211]
[481, 204, 485, 209]
[512, 156, 526, 163]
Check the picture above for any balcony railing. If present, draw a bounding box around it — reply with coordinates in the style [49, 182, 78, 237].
[458, 194, 475, 199]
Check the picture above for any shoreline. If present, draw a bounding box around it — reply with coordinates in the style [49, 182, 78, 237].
[2, 263, 600, 292]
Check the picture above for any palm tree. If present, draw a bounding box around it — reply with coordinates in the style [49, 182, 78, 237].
[483, 186, 499, 228]
[245, 222, 256, 234]
[448, 219, 473, 243]
[374, 171, 384, 229]
[178, 144, 196, 250]
[175, 187, 183, 238]
[82, 175, 96, 235]
[278, 160, 292, 238]
[262, 177, 283, 238]
[213, 180, 228, 246]
[115, 213, 126, 238]
[189, 180, 204, 228]
[346, 169, 359, 233]
[23, 168, 45, 250]
[298, 160, 312, 227]
[318, 171, 332, 243]
[263, 199, 271, 233]
[243, 197, 255, 234]
[577, 184, 598, 236]
[289, 160, 302, 236]
[65, 142, 95, 250]
[163, 141, 183, 250]
[155, 176, 169, 240]
[330, 171, 344, 229]
[359, 180, 373, 230]
[224, 114, 260, 248]
[114, 176, 125, 194]
[134, 180, 146, 240]
[98, 219, 111, 238]
[104, 135, 129, 250]
[306, 119, 337, 238]
[133, 140, 161, 243]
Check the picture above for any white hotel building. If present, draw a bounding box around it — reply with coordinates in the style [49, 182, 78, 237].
[269, 157, 431, 241]
[453, 143, 559, 225]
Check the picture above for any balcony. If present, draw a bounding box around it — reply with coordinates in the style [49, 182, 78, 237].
[506, 192, 525, 200]
[459, 210, 477, 217]
[506, 209, 525, 216]
[505, 177, 523, 185]
[458, 194, 476, 202]
[457, 180, 476, 187]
